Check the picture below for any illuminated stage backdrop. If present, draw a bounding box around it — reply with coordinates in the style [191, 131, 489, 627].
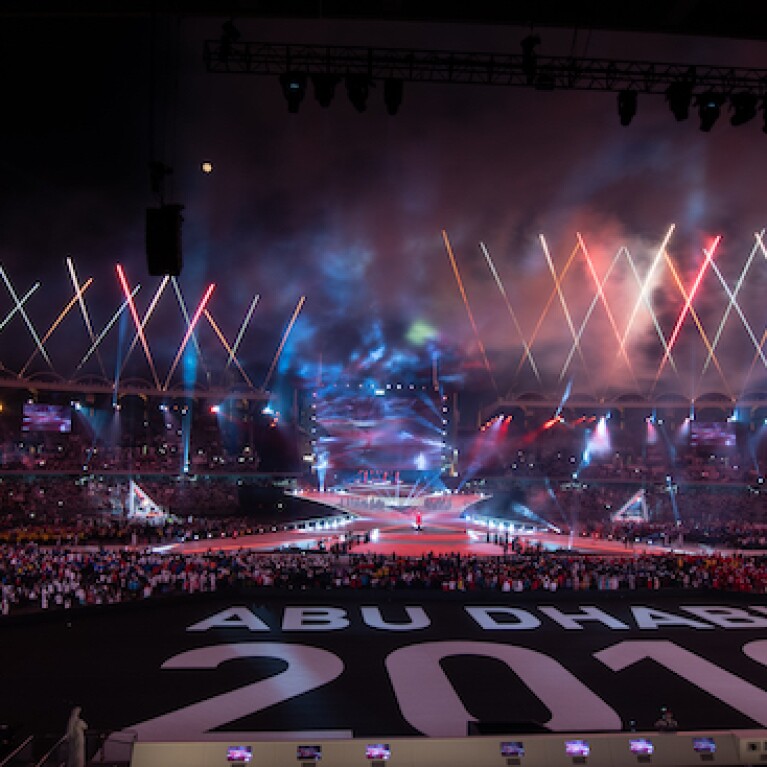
[311, 384, 447, 473]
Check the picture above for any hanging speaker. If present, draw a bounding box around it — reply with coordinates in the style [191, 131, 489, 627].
[146, 204, 184, 276]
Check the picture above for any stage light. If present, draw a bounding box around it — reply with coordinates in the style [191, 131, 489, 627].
[617, 90, 637, 126]
[345, 74, 370, 113]
[311, 74, 340, 108]
[383, 78, 403, 115]
[696, 92, 725, 132]
[665, 81, 693, 121]
[279, 71, 307, 113]
[729, 92, 758, 126]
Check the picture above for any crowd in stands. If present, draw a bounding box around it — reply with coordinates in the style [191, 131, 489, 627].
[2, 400, 767, 617]
[0, 475, 242, 524]
[3, 546, 767, 616]
[2, 413, 765, 485]
[0, 432, 261, 474]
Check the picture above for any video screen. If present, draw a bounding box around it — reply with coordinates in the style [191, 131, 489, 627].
[226, 746, 252, 762]
[629, 738, 654, 755]
[692, 737, 716, 754]
[500, 741, 525, 757]
[313, 385, 444, 471]
[22, 403, 71, 433]
[565, 740, 590, 757]
[689, 421, 736, 448]
[365, 744, 391, 760]
[296, 745, 321, 761]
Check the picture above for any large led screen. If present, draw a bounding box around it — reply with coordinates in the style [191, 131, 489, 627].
[689, 421, 737, 448]
[22, 403, 72, 433]
[313, 386, 444, 471]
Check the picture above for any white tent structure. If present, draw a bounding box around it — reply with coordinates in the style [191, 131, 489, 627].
[126, 480, 170, 526]
[610, 488, 649, 524]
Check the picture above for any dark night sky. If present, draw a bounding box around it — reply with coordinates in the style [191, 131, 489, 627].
[1, 13, 767, 410]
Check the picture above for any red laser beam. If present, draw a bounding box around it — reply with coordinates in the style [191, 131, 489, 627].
[115, 264, 160, 390]
[654, 237, 722, 387]
[164, 283, 216, 390]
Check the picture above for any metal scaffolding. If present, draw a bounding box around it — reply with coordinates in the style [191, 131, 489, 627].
[203, 40, 767, 96]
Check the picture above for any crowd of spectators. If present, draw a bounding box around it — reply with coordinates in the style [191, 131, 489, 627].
[3, 547, 767, 616]
[0, 432, 261, 474]
[0, 475, 242, 523]
[2, 402, 767, 618]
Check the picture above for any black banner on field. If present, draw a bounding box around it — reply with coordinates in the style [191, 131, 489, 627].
[4, 590, 767, 739]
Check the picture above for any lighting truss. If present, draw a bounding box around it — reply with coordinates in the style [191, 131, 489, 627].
[204, 40, 767, 98]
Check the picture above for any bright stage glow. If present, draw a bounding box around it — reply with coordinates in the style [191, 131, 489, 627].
[313, 383, 445, 472]
[405, 319, 437, 346]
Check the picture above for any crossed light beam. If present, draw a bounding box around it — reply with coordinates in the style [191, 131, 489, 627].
[115, 277, 257, 391]
[534, 235, 594, 393]
[262, 295, 306, 391]
[576, 232, 637, 387]
[204, 309, 255, 388]
[171, 277, 206, 362]
[703, 230, 767, 381]
[517, 240, 580, 380]
[480, 242, 541, 384]
[559, 246, 625, 384]
[76, 285, 140, 372]
[118, 277, 169, 379]
[226, 294, 259, 370]
[0, 281, 39, 333]
[442, 230, 498, 395]
[2, 261, 268, 392]
[5, 230, 765, 397]
[653, 237, 728, 393]
[619, 227, 678, 376]
[66, 256, 106, 379]
[20, 276, 93, 376]
[0, 265, 51, 367]
[744, 232, 767, 390]
[164, 283, 216, 390]
[116, 264, 161, 390]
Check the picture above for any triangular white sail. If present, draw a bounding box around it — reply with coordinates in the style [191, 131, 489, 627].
[127, 480, 168, 526]
[610, 488, 649, 524]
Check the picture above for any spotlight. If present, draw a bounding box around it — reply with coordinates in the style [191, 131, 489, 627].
[665, 81, 693, 121]
[311, 73, 340, 108]
[696, 91, 725, 132]
[617, 90, 637, 126]
[345, 74, 371, 113]
[279, 71, 307, 113]
[729, 92, 758, 126]
[383, 78, 403, 115]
